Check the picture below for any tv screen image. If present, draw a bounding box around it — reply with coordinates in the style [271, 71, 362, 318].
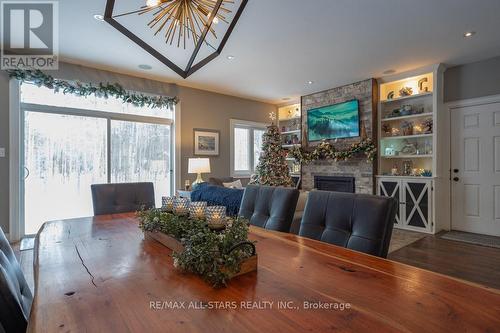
[307, 100, 360, 141]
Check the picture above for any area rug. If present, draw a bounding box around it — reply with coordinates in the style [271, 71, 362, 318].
[440, 231, 500, 249]
[388, 229, 427, 253]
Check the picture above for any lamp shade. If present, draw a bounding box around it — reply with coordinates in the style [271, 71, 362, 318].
[188, 158, 211, 174]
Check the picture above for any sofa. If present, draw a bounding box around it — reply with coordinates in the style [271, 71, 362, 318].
[195, 179, 308, 233]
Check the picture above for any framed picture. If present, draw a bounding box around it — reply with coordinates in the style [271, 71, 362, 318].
[194, 129, 220, 156]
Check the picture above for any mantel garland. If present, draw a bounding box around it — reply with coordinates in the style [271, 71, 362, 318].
[290, 139, 377, 164]
[7, 69, 179, 109]
[137, 209, 254, 288]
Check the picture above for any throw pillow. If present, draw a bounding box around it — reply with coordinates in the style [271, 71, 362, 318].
[223, 179, 243, 189]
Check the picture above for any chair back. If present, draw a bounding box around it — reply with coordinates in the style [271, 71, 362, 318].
[239, 185, 299, 232]
[299, 191, 397, 258]
[91, 182, 155, 215]
[0, 227, 33, 333]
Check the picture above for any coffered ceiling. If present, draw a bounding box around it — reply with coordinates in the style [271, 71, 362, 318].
[60, 0, 500, 104]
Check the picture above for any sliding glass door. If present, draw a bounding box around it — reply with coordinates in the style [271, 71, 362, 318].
[111, 120, 171, 208]
[24, 112, 108, 234]
[21, 84, 174, 236]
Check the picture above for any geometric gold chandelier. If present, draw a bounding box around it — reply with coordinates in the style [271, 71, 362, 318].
[139, 0, 233, 49]
[104, 0, 248, 78]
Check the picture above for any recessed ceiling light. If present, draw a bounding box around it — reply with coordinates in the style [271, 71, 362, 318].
[94, 14, 104, 21]
[138, 64, 152, 70]
[464, 31, 476, 38]
[307, 81, 314, 85]
[227, 55, 235, 60]
[383, 69, 396, 75]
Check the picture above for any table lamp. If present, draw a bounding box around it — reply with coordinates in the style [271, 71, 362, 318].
[188, 158, 211, 189]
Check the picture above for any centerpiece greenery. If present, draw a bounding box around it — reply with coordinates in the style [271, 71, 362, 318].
[137, 209, 255, 288]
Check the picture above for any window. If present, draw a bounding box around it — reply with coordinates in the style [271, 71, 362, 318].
[21, 83, 174, 235]
[230, 119, 268, 177]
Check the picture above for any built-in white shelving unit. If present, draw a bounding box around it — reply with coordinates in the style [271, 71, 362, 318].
[278, 103, 302, 184]
[376, 64, 450, 234]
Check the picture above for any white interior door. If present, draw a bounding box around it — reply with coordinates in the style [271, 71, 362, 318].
[451, 99, 500, 236]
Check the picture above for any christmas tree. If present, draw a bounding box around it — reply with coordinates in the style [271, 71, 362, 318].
[250, 123, 294, 187]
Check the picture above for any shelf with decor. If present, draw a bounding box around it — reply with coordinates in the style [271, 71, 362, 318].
[377, 64, 449, 235]
[278, 103, 302, 179]
[381, 112, 434, 122]
[381, 154, 433, 159]
[380, 91, 433, 104]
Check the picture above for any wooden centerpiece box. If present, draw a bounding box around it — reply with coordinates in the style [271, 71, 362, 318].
[139, 205, 258, 284]
[145, 231, 258, 278]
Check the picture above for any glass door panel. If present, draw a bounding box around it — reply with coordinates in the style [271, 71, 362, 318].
[24, 112, 107, 234]
[110, 120, 171, 207]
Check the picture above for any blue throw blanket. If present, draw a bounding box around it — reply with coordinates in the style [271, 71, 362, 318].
[191, 183, 244, 216]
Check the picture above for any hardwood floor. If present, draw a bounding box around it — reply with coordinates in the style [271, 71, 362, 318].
[389, 234, 500, 290]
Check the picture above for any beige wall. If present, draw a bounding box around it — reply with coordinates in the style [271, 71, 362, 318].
[444, 55, 500, 102]
[0, 63, 276, 233]
[178, 87, 272, 186]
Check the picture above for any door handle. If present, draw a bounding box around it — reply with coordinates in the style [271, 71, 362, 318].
[453, 177, 459, 182]
[24, 167, 30, 180]
[453, 169, 459, 173]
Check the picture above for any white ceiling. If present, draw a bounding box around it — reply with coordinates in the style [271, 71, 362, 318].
[60, 0, 500, 104]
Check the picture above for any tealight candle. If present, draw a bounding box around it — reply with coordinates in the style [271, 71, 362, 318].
[206, 206, 226, 226]
[162, 196, 175, 212]
[173, 198, 190, 216]
[189, 201, 207, 219]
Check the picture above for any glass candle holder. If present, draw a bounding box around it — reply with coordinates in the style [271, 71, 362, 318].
[189, 201, 207, 219]
[206, 206, 226, 226]
[173, 198, 190, 216]
[162, 196, 175, 212]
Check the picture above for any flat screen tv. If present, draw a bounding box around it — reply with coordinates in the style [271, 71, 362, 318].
[307, 100, 360, 141]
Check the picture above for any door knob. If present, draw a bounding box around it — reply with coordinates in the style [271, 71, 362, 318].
[453, 177, 459, 182]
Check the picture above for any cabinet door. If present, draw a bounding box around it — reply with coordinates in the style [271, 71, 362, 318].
[403, 180, 432, 232]
[378, 179, 402, 226]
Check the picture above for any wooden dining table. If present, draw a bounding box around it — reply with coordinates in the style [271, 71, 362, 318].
[29, 213, 500, 332]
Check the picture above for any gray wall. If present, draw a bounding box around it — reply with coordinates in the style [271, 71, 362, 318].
[444, 56, 500, 102]
[0, 63, 275, 233]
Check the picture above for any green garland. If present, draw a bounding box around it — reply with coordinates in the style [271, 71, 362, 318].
[290, 139, 377, 164]
[137, 209, 254, 288]
[7, 69, 178, 109]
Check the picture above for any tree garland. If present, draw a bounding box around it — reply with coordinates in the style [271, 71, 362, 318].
[137, 209, 254, 288]
[7, 69, 179, 109]
[290, 139, 377, 164]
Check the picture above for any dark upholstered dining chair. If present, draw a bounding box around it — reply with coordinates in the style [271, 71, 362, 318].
[91, 182, 155, 215]
[0, 227, 33, 333]
[299, 191, 397, 258]
[239, 185, 299, 232]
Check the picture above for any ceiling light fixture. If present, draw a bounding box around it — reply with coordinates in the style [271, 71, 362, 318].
[105, 0, 248, 78]
[138, 64, 153, 70]
[463, 31, 476, 38]
[145, 0, 160, 8]
[94, 14, 104, 21]
[227, 55, 235, 60]
[307, 81, 314, 85]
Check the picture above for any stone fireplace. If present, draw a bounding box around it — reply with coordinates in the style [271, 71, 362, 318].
[300, 79, 378, 194]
